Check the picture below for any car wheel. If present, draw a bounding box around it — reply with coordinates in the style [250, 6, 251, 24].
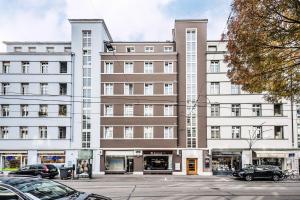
[273, 175, 280, 181]
[245, 175, 253, 181]
[37, 174, 42, 179]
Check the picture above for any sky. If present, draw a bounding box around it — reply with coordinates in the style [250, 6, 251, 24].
[0, 0, 232, 51]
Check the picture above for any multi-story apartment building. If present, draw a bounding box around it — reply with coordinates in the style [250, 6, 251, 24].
[207, 41, 300, 174]
[0, 18, 299, 175]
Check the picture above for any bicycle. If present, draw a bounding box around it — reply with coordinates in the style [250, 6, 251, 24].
[282, 170, 298, 180]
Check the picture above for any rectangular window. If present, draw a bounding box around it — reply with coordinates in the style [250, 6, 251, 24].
[104, 105, 113, 116]
[22, 62, 29, 73]
[144, 83, 153, 95]
[211, 104, 220, 117]
[252, 104, 262, 116]
[2, 62, 10, 74]
[39, 126, 47, 139]
[126, 46, 135, 53]
[104, 83, 113, 95]
[64, 47, 71, 53]
[144, 126, 153, 139]
[164, 62, 173, 73]
[164, 127, 173, 139]
[274, 126, 284, 139]
[211, 126, 220, 139]
[28, 47, 36, 52]
[124, 104, 133, 116]
[164, 83, 173, 95]
[104, 62, 113, 73]
[144, 62, 153, 73]
[164, 105, 174, 116]
[40, 62, 48, 74]
[40, 83, 48, 95]
[164, 46, 173, 52]
[232, 126, 241, 139]
[231, 84, 241, 94]
[274, 104, 283, 116]
[104, 127, 113, 139]
[0, 126, 8, 139]
[210, 82, 220, 94]
[82, 30, 91, 48]
[124, 126, 133, 139]
[1, 105, 9, 117]
[46, 47, 54, 52]
[1, 83, 9, 95]
[60, 62, 68, 73]
[253, 126, 262, 139]
[14, 47, 22, 52]
[124, 83, 134, 95]
[20, 83, 29, 95]
[58, 105, 67, 116]
[21, 104, 28, 117]
[208, 45, 217, 51]
[144, 105, 153, 116]
[20, 127, 28, 139]
[39, 105, 48, 117]
[210, 60, 220, 72]
[59, 127, 66, 139]
[82, 131, 91, 148]
[297, 105, 300, 118]
[144, 46, 154, 52]
[231, 104, 241, 116]
[124, 62, 134, 73]
[59, 83, 67, 95]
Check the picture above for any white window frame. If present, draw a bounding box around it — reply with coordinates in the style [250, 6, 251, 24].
[124, 104, 134, 116]
[164, 83, 173, 95]
[210, 60, 220, 73]
[124, 126, 133, 139]
[144, 126, 153, 139]
[2, 83, 9, 95]
[126, 46, 135, 53]
[124, 62, 134, 73]
[1, 105, 9, 117]
[164, 62, 173, 73]
[211, 104, 220, 117]
[40, 62, 48, 74]
[231, 84, 241, 94]
[104, 104, 113, 116]
[104, 126, 113, 139]
[40, 83, 48, 95]
[211, 126, 220, 139]
[124, 83, 134, 95]
[253, 126, 262, 139]
[232, 126, 241, 139]
[2, 62, 10, 74]
[210, 82, 220, 94]
[164, 105, 174, 116]
[22, 62, 29, 73]
[164, 46, 173, 52]
[21, 104, 28, 117]
[144, 62, 153, 73]
[144, 46, 154, 53]
[104, 83, 114, 95]
[46, 47, 54, 53]
[231, 104, 241, 116]
[39, 126, 47, 139]
[274, 126, 284, 139]
[0, 126, 8, 139]
[104, 62, 114, 74]
[20, 126, 28, 139]
[144, 83, 153, 95]
[252, 104, 262, 116]
[144, 105, 153, 116]
[164, 127, 173, 139]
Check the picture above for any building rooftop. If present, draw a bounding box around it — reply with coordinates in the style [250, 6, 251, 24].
[2, 41, 71, 45]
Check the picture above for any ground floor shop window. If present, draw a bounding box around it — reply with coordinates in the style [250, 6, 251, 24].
[1, 154, 27, 171]
[257, 158, 283, 168]
[105, 156, 125, 171]
[212, 154, 241, 175]
[144, 156, 169, 170]
[39, 154, 65, 164]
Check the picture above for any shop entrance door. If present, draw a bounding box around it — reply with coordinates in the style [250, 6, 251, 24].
[126, 158, 134, 173]
[186, 158, 197, 175]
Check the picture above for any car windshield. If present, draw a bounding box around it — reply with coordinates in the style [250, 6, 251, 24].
[11, 179, 76, 200]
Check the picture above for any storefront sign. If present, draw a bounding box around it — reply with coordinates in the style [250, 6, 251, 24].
[78, 150, 93, 160]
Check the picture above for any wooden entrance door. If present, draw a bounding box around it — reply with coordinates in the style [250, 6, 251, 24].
[186, 158, 198, 175]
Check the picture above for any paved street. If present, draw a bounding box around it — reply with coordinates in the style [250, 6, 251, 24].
[58, 175, 300, 200]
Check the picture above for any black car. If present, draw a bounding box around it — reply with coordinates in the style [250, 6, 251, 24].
[0, 177, 111, 200]
[236, 165, 283, 181]
[9, 164, 59, 179]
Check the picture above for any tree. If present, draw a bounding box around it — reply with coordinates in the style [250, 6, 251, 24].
[226, 0, 300, 102]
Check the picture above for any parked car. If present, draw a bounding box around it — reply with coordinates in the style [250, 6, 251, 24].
[236, 165, 283, 181]
[9, 164, 59, 179]
[0, 177, 111, 200]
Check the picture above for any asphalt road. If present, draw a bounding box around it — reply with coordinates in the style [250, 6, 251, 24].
[58, 175, 300, 200]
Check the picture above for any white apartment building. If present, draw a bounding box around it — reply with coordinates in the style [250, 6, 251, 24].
[0, 19, 111, 174]
[206, 40, 300, 174]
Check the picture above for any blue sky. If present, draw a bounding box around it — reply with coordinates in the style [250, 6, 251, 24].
[0, 0, 232, 50]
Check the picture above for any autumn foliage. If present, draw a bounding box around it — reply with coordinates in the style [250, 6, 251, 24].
[226, 0, 300, 102]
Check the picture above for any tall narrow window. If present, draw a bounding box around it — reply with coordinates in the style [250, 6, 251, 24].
[124, 126, 133, 139]
[144, 105, 153, 116]
[164, 127, 173, 139]
[104, 83, 113, 95]
[20, 127, 28, 139]
[104, 105, 113, 116]
[124, 83, 133, 95]
[164, 62, 173, 73]
[144, 62, 153, 73]
[21, 104, 28, 117]
[82, 30, 91, 48]
[104, 127, 113, 139]
[144, 83, 153, 95]
[22, 62, 29, 73]
[210, 82, 220, 94]
[59, 127, 66, 139]
[274, 104, 283, 116]
[1, 105, 9, 117]
[104, 62, 113, 73]
[40, 62, 48, 74]
[231, 84, 241, 94]
[58, 105, 67, 116]
[144, 127, 153, 139]
[274, 126, 284, 139]
[211, 126, 220, 139]
[39, 126, 47, 139]
[60, 62, 67, 73]
[124, 62, 134, 73]
[2, 62, 10, 74]
[164, 105, 174, 116]
[164, 83, 173, 95]
[211, 104, 220, 117]
[210, 60, 220, 72]
[40, 83, 48, 95]
[231, 104, 241, 116]
[59, 83, 67, 95]
[252, 104, 261, 116]
[39, 105, 48, 117]
[21, 83, 29, 95]
[1, 83, 9, 95]
[232, 126, 241, 139]
[124, 104, 133, 116]
[253, 126, 262, 139]
[0, 126, 8, 139]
